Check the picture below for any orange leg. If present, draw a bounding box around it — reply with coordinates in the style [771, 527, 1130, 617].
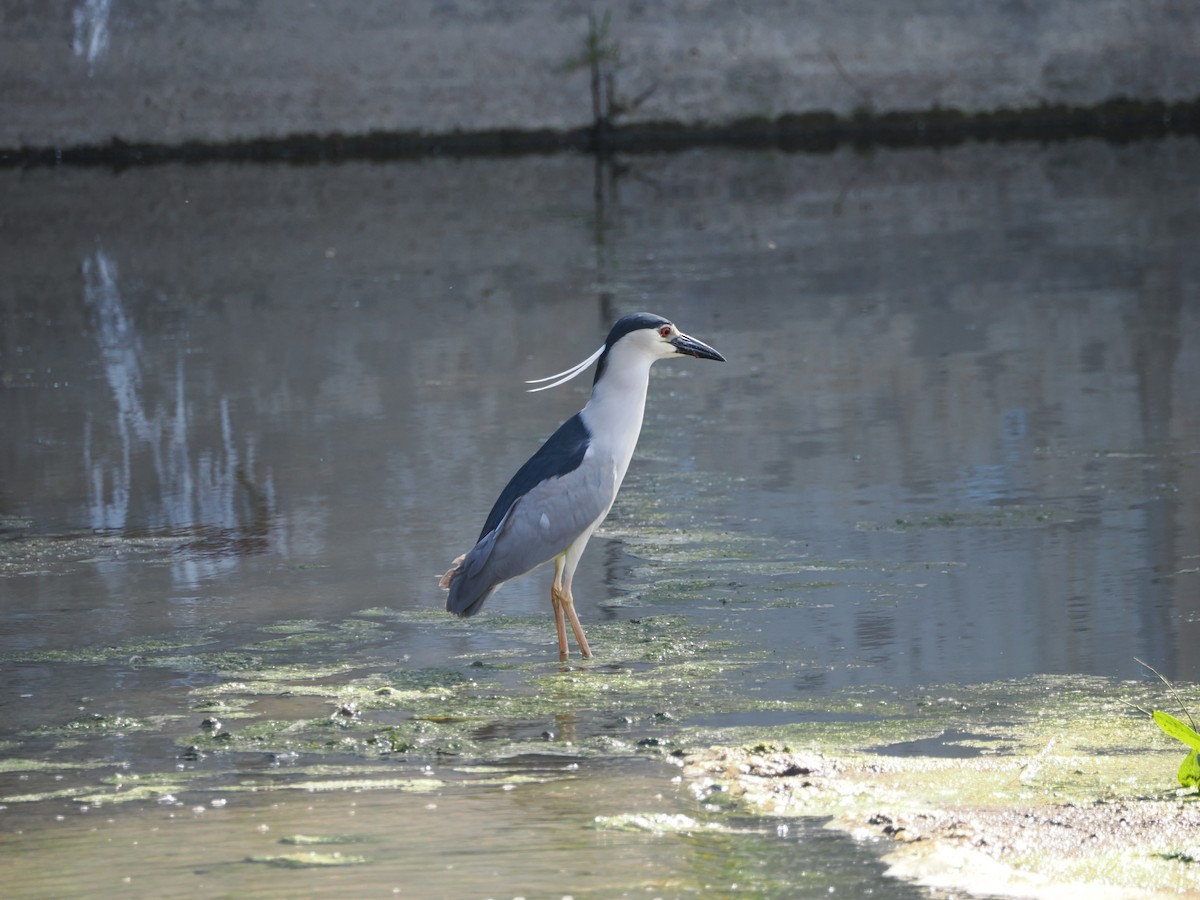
[552, 555, 592, 661]
[551, 556, 570, 661]
[562, 584, 593, 659]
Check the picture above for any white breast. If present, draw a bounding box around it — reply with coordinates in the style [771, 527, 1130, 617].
[579, 361, 652, 493]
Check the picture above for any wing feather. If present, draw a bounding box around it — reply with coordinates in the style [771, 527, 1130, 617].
[445, 457, 616, 617]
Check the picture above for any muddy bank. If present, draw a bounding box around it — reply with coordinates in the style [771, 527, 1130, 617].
[685, 704, 1200, 898]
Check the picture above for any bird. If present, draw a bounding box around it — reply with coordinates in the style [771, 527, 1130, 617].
[440, 312, 725, 661]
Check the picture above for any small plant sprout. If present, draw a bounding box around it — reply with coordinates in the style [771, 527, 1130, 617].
[1132, 658, 1200, 790]
[562, 11, 655, 140]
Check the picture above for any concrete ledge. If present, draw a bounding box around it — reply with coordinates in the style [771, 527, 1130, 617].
[3, 1, 1199, 150]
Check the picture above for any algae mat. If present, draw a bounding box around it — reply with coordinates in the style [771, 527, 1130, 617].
[684, 676, 1200, 898]
[3, 609, 1196, 898]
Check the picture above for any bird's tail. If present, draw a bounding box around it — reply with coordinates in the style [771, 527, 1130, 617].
[441, 539, 503, 618]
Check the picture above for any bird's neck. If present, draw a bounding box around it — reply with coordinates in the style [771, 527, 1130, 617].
[581, 354, 653, 482]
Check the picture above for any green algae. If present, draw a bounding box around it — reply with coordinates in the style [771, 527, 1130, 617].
[158, 624, 784, 764]
[13, 574, 1190, 900]
[859, 506, 1057, 531]
[78, 785, 184, 805]
[245, 852, 368, 868]
[682, 675, 1200, 897]
[525, 659, 756, 718]
[31, 608, 1170, 820]
[0, 758, 107, 774]
[573, 615, 739, 664]
[353, 606, 451, 623]
[259, 619, 329, 634]
[0, 532, 189, 576]
[1, 635, 216, 666]
[592, 812, 728, 834]
[679, 676, 1178, 773]
[6, 623, 1194, 900]
[279, 834, 369, 845]
[0, 787, 93, 804]
[0, 771, 203, 807]
[91, 610, 798, 768]
[191, 697, 258, 718]
[183, 660, 364, 691]
[385, 667, 473, 691]
[182, 704, 478, 760]
[0, 763, 447, 806]
[254, 777, 444, 794]
[37, 712, 185, 738]
[253, 618, 386, 650]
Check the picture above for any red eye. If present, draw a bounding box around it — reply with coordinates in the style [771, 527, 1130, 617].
[659, 325, 671, 338]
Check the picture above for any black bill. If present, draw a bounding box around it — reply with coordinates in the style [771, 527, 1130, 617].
[671, 332, 726, 362]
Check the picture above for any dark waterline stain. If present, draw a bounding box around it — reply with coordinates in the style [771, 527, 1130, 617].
[2, 95, 1197, 170]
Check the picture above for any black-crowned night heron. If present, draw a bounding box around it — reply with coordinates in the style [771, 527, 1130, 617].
[440, 312, 725, 661]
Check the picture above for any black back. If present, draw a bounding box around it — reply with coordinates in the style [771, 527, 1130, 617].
[478, 412, 591, 541]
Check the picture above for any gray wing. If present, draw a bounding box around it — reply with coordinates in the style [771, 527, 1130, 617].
[446, 457, 617, 617]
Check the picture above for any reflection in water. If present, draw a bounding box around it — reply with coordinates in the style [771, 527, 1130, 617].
[80, 247, 276, 586]
[81, 248, 143, 531]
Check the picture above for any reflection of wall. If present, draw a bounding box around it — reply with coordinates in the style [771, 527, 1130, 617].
[0, 138, 1196, 681]
[78, 246, 278, 585]
[2, 1, 1199, 147]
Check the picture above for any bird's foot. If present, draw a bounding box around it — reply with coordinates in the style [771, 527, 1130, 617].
[438, 553, 466, 590]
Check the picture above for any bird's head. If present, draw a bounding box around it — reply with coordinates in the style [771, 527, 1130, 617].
[526, 313, 725, 392]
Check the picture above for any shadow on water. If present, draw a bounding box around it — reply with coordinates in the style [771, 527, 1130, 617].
[1, 137, 1198, 895]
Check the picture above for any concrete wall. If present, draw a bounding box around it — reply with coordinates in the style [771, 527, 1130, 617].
[2, 0, 1199, 149]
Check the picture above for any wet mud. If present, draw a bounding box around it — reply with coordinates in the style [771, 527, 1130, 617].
[685, 678, 1200, 897]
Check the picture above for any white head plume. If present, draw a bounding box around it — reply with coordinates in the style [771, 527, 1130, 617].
[524, 343, 605, 393]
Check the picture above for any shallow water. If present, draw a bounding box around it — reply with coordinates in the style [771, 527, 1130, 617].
[0, 755, 937, 899]
[1, 138, 1198, 896]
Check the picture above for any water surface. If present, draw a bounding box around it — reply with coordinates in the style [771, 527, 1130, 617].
[1, 137, 1197, 895]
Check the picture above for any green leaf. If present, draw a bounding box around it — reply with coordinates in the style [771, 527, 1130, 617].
[1153, 710, 1200, 751]
[1178, 748, 1200, 789]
